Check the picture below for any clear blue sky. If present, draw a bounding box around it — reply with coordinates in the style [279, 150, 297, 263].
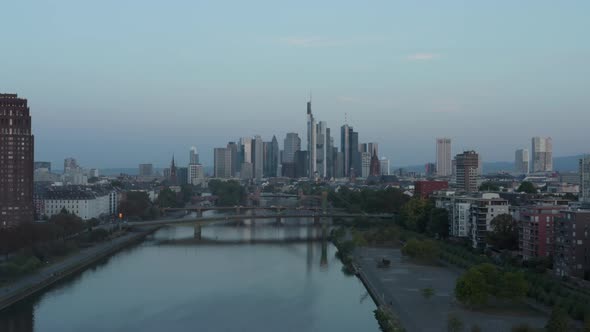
[2, 0, 589, 168]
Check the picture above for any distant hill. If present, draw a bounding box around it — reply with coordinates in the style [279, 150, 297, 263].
[396, 154, 586, 175]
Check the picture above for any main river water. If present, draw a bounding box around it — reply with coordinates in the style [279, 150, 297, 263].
[0, 203, 378, 332]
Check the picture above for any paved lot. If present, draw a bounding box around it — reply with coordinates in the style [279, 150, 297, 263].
[356, 247, 547, 332]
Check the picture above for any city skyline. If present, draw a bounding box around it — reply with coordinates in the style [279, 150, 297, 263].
[3, 1, 588, 168]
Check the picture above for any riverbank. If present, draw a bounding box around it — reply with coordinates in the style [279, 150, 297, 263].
[0, 226, 159, 311]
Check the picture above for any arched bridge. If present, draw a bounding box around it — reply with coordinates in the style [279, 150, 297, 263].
[163, 205, 327, 217]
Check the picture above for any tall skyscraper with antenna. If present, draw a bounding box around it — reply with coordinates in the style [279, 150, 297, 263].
[307, 96, 317, 178]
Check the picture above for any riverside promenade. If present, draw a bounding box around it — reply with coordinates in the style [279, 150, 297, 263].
[0, 227, 158, 311]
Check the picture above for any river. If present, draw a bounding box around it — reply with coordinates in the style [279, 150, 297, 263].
[0, 214, 378, 331]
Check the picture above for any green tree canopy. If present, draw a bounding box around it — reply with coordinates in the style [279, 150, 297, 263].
[479, 182, 500, 192]
[486, 214, 519, 250]
[427, 208, 450, 238]
[546, 307, 569, 332]
[455, 268, 489, 307]
[517, 181, 537, 194]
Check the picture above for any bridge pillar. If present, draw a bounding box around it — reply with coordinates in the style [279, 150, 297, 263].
[236, 206, 241, 215]
[194, 224, 202, 240]
[275, 216, 282, 225]
[197, 209, 203, 218]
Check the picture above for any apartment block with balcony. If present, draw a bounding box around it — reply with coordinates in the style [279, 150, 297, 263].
[519, 205, 565, 260]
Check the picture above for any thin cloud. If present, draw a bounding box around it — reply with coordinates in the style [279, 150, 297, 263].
[336, 96, 362, 104]
[407, 53, 440, 61]
[279, 36, 365, 48]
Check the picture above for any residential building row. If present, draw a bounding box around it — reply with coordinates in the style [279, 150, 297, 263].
[34, 185, 120, 220]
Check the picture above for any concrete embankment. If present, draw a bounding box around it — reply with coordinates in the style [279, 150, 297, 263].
[0, 226, 159, 311]
[353, 259, 407, 331]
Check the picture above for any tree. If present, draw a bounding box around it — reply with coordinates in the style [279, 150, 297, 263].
[427, 208, 450, 238]
[498, 271, 528, 300]
[517, 181, 537, 194]
[471, 326, 482, 332]
[399, 198, 432, 232]
[486, 214, 518, 250]
[422, 287, 435, 300]
[479, 182, 500, 192]
[583, 311, 590, 332]
[545, 307, 569, 332]
[455, 268, 488, 307]
[157, 187, 180, 208]
[447, 314, 464, 332]
[511, 324, 535, 332]
[402, 239, 439, 261]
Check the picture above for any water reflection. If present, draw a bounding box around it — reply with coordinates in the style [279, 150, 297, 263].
[0, 216, 377, 332]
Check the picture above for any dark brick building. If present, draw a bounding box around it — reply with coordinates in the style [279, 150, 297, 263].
[555, 210, 590, 279]
[414, 180, 449, 199]
[0, 93, 34, 227]
[519, 205, 565, 260]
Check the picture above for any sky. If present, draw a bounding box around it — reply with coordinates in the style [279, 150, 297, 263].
[2, 0, 589, 169]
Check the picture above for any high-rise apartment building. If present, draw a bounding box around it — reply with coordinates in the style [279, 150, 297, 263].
[456, 150, 479, 192]
[0, 93, 34, 227]
[515, 149, 529, 175]
[436, 138, 452, 177]
[555, 210, 590, 278]
[189, 146, 199, 165]
[139, 164, 153, 177]
[580, 155, 590, 205]
[532, 137, 553, 172]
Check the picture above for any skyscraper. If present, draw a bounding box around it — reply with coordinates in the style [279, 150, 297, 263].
[341, 125, 351, 177]
[188, 163, 204, 185]
[380, 158, 390, 176]
[436, 138, 452, 177]
[283, 133, 301, 163]
[253, 135, 263, 180]
[0, 93, 34, 227]
[456, 150, 479, 192]
[263, 136, 279, 178]
[307, 99, 317, 178]
[341, 125, 360, 177]
[580, 155, 590, 205]
[239, 137, 253, 179]
[316, 121, 330, 178]
[532, 137, 553, 172]
[64, 157, 78, 173]
[214, 148, 232, 178]
[515, 149, 530, 174]
[226, 142, 239, 177]
[139, 164, 153, 177]
[189, 146, 199, 164]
